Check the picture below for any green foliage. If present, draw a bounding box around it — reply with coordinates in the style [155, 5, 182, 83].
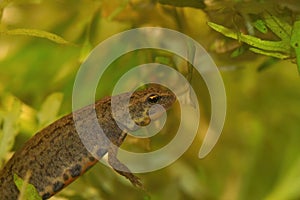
[37, 93, 63, 128]
[0, 93, 63, 168]
[253, 19, 268, 34]
[290, 20, 300, 73]
[0, 96, 21, 168]
[107, 0, 129, 21]
[208, 12, 300, 73]
[14, 173, 42, 200]
[230, 46, 246, 58]
[207, 16, 291, 56]
[1, 29, 72, 45]
[0, 0, 72, 45]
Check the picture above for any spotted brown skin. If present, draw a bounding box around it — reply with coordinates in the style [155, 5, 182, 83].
[0, 85, 176, 200]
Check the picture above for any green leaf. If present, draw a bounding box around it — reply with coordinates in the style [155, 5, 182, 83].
[79, 39, 93, 63]
[107, 0, 129, 21]
[253, 19, 268, 34]
[207, 22, 291, 54]
[257, 57, 279, 72]
[0, 96, 21, 168]
[2, 29, 72, 45]
[14, 173, 42, 200]
[230, 46, 247, 58]
[263, 12, 292, 40]
[292, 47, 300, 74]
[37, 93, 63, 128]
[249, 47, 289, 59]
[290, 20, 300, 73]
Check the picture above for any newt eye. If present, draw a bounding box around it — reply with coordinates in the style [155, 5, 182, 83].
[147, 94, 160, 104]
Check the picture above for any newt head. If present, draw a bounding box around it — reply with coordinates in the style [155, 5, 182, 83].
[128, 84, 176, 127]
[110, 84, 176, 131]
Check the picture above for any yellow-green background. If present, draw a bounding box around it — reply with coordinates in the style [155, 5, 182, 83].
[1, 0, 300, 199]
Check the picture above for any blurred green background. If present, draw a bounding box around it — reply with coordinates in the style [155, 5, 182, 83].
[1, 0, 300, 199]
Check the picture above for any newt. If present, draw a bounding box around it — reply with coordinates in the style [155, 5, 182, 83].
[0, 85, 176, 199]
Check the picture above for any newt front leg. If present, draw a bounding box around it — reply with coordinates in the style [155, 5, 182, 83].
[108, 141, 143, 188]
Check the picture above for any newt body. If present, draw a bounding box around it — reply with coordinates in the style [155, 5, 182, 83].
[0, 85, 176, 199]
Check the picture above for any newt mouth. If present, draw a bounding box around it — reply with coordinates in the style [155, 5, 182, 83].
[148, 104, 167, 120]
